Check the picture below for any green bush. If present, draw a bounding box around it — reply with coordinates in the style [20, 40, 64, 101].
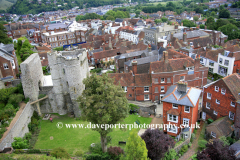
[27, 149, 41, 154]
[188, 142, 192, 148]
[75, 150, 84, 157]
[0, 102, 5, 110]
[190, 133, 195, 142]
[12, 137, 29, 149]
[0, 127, 7, 138]
[22, 54, 30, 61]
[32, 111, 40, 120]
[84, 153, 111, 160]
[89, 143, 103, 155]
[198, 140, 207, 150]
[4, 108, 15, 117]
[163, 149, 178, 160]
[180, 144, 188, 153]
[129, 103, 139, 111]
[24, 132, 32, 141]
[5, 104, 14, 110]
[14, 149, 25, 154]
[8, 94, 24, 108]
[50, 147, 70, 159]
[227, 137, 236, 145]
[23, 98, 30, 103]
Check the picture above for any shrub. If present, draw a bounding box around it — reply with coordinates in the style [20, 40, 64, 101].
[188, 142, 192, 148]
[89, 142, 103, 155]
[14, 149, 25, 154]
[24, 132, 32, 141]
[0, 103, 5, 110]
[4, 108, 15, 117]
[191, 133, 195, 142]
[12, 137, 29, 149]
[50, 147, 70, 159]
[163, 149, 178, 160]
[227, 137, 236, 145]
[23, 98, 30, 103]
[75, 150, 84, 157]
[84, 153, 111, 160]
[22, 54, 30, 61]
[32, 111, 40, 120]
[180, 144, 188, 153]
[198, 140, 207, 150]
[0, 127, 7, 138]
[5, 104, 14, 110]
[8, 94, 24, 108]
[107, 146, 124, 159]
[129, 103, 139, 112]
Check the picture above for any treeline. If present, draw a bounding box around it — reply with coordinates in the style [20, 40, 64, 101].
[76, 10, 130, 21]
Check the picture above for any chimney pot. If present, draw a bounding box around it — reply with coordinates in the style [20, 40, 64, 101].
[132, 60, 137, 75]
[177, 81, 188, 93]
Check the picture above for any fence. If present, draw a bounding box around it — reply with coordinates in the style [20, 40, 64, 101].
[173, 137, 191, 153]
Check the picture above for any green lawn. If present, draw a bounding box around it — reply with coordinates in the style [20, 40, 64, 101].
[34, 114, 152, 154]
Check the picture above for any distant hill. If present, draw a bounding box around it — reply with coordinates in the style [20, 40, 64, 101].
[0, 0, 17, 11]
[6, 0, 123, 15]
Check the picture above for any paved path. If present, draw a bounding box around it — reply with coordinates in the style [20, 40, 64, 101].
[0, 102, 26, 143]
[178, 121, 203, 160]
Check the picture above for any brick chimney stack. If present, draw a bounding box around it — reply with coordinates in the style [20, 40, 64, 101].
[132, 60, 137, 75]
[183, 32, 187, 42]
[177, 81, 188, 93]
[163, 51, 168, 63]
[109, 37, 112, 49]
[194, 55, 200, 72]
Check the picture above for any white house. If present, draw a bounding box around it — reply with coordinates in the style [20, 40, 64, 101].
[119, 30, 142, 44]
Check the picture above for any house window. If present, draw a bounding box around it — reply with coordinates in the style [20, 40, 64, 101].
[3, 63, 9, 69]
[167, 125, 177, 133]
[237, 69, 239, 73]
[183, 118, 189, 127]
[215, 86, 219, 92]
[207, 93, 212, 99]
[229, 111, 235, 120]
[173, 104, 178, 109]
[185, 106, 190, 113]
[218, 66, 228, 76]
[224, 60, 229, 66]
[155, 78, 158, 83]
[161, 78, 165, 83]
[209, 68, 213, 73]
[213, 110, 218, 115]
[211, 131, 216, 138]
[206, 102, 211, 109]
[221, 88, 226, 95]
[161, 86, 164, 92]
[122, 86, 127, 92]
[129, 94, 132, 97]
[144, 94, 149, 100]
[155, 96, 158, 100]
[167, 78, 171, 83]
[231, 101, 235, 107]
[219, 58, 222, 64]
[209, 62, 214, 66]
[168, 114, 178, 123]
[155, 87, 158, 93]
[216, 99, 220, 104]
[144, 86, 149, 92]
[180, 76, 185, 81]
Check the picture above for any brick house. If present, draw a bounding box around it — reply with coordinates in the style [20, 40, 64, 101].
[109, 50, 208, 102]
[202, 73, 240, 122]
[0, 43, 19, 80]
[162, 82, 202, 137]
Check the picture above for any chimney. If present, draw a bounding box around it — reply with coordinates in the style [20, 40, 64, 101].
[148, 44, 152, 52]
[181, 22, 183, 26]
[194, 55, 200, 72]
[183, 32, 187, 42]
[132, 60, 137, 75]
[174, 24, 178, 29]
[109, 37, 112, 49]
[170, 32, 174, 41]
[163, 51, 168, 63]
[177, 81, 188, 93]
[209, 33, 212, 40]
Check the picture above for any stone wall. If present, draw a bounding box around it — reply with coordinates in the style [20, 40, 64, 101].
[0, 102, 33, 150]
[20, 53, 44, 101]
[11, 79, 21, 87]
[173, 137, 191, 153]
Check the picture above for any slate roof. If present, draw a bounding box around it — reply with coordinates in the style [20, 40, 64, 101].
[173, 30, 209, 40]
[162, 85, 201, 107]
[229, 140, 240, 158]
[124, 55, 159, 66]
[207, 116, 234, 137]
[118, 50, 146, 60]
[222, 73, 240, 101]
[88, 48, 103, 56]
[0, 43, 14, 55]
[44, 23, 67, 30]
[115, 18, 124, 23]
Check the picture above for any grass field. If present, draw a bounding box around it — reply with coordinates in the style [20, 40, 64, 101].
[148, 0, 192, 6]
[34, 114, 152, 155]
[0, 0, 15, 11]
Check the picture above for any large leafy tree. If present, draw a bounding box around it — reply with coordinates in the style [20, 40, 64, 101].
[182, 19, 196, 27]
[121, 130, 149, 160]
[141, 129, 175, 160]
[215, 19, 230, 30]
[0, 24, 12, 44]
[78, 73, 128, 153]
[197, 139, 236, 160]
[219, 9, 230, 18]
[206, 16, 216, 30]
[218, 23, 240, 40]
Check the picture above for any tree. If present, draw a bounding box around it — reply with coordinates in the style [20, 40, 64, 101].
[219, 9, 230, 18]
[77, 73, 128, 153]
[193, 16, 199, 22]
[206, 16, 215, 30]
[121, 130, 148, 160]
[154, 19, 162, 24]
[141, 129, 175, 160]
[210, 11, 216, 17]
[182, 19, 196, 27]
[200, 24, 205, 29]
[161, 17, 168, 23]
[197, 139, 236, 160]
[163, 149, 178, 160]
[219, 136, 230, 146]
[215, 19, 229, 30]
[218, 23, 240, 40]
[12, 137, 29, 149]
[0, 24, 12, 44]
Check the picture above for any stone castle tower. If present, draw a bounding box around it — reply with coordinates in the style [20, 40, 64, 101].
[47, 49, 89, 117]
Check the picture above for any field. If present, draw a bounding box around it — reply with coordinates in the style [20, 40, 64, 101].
[34, 114, 152, 155]
[0, 0, 16, 11]
[148, 0, 192, 6]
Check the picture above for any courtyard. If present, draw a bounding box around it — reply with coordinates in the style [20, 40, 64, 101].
[34, 114, 152, 154]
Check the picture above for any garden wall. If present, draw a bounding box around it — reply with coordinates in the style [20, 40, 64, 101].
[174, 137, 191, 153]
[0, 102, 33, 150]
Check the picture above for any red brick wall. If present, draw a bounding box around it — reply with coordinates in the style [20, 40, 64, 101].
[0, 56, 16, 78]
[191, 99, 199, 133]
[202, 79, 236, 121]
[136, 86, 152, 101]
[126, 86, 135, 100]
[233, 60, 240, 74]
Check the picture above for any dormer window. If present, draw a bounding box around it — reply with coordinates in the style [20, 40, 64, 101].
[215, 86, 219, 92]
